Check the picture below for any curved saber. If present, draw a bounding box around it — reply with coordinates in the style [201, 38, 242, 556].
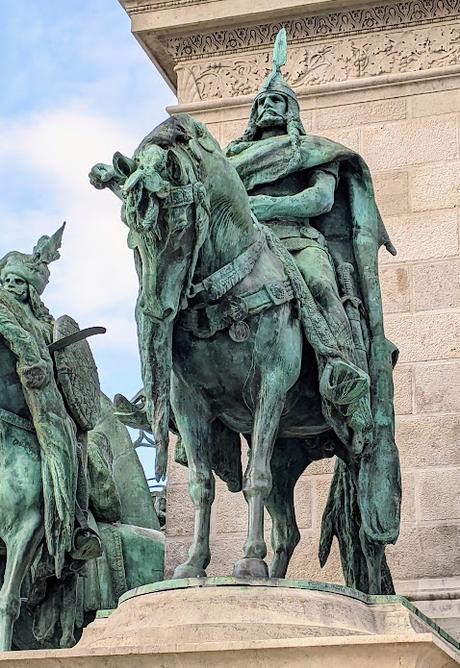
[48, 326, 107, 353]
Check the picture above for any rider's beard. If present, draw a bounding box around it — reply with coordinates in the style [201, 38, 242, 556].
[256, 110, 287, 129]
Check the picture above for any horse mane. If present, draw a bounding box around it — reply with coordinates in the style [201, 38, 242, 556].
[136, 114, 212, 152]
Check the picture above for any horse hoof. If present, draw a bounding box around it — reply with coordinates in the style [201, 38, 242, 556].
[173, 563, 207, 579]
[233, 558, 269, 579]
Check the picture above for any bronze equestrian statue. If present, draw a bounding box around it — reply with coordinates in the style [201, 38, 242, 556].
[0, 226, 164, 650]
[90, 30, 401, 596]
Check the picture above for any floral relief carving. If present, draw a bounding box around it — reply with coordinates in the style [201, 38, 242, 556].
[291, 24, 460, 86]
[176, 24, 460, 103]
[164, 0, 460, 61]
[176, 55, 270, 102]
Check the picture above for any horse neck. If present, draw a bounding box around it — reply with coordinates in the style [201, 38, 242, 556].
[197, 175, 257, 278]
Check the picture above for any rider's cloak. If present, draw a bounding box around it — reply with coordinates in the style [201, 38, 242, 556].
[0, 289, 77, 577]
[227, 134, 401, 592]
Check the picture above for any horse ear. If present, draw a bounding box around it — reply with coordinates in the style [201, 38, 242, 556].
[166, 149, 187, 186]
[113, 151, 135, 178]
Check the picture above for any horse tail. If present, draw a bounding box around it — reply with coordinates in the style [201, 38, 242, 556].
[319, 458, 395, 595]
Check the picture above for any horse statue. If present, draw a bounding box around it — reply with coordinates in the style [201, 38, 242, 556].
[90, 111, 401, 595]
[0, 229, 164, 650]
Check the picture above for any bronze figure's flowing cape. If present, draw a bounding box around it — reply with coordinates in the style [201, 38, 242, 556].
[0, 289, 77, 577]
[228, 135, 401, 588]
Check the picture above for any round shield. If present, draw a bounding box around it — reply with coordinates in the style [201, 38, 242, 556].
[53, 315, 101, 431]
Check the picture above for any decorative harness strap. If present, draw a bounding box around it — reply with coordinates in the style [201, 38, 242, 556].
[180, 278, 294, 341]
[169, 175, 294, 342]
[188, 234, 265, 301]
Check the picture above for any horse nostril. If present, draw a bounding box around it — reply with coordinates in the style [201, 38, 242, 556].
[163, 308, 173, 320]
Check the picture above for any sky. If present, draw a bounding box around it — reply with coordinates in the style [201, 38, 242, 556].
[0, 1, 176, 479]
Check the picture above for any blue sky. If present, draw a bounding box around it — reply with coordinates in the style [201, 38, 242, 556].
[0, 1, 176, 478]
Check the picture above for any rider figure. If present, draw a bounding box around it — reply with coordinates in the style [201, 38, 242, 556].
[0, 228, 102, 563]
[226, 37, 373, 451]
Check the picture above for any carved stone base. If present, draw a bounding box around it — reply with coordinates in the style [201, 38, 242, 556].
[1, 579, 458, 666]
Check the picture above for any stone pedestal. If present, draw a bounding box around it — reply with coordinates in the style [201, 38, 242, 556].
[1, 579, 458, 666]
[119, 0, 460, 635]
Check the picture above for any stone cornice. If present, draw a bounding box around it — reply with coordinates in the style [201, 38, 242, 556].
[119, 0, 460, 97]
[163, 0, 460, 61]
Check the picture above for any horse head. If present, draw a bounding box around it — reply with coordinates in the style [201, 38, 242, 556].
[99, 115, 218, 480]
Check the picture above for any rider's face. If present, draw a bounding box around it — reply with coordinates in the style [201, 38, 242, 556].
[256, 93, 287, 129]
[2, 273, 29, 302]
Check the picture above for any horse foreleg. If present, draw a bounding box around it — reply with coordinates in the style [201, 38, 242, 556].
[0, 514, 42, 651]
[172, 405, 215, 579]
[233, 388, 285, 579]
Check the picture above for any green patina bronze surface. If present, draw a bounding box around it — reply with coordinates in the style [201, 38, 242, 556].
[90, 29, 401, 599]
[0, 227, 164, 651]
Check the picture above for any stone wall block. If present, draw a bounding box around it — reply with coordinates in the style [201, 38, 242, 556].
[411, 162, 460, 212]
[373, 170, 410, 217]
[396, 415, 460, 468]
[167, 434, 189, 486]
[362, 116, 458, 171]
[385, 311, 460, 363]
[401, 468, 417, 525]
[213, 479, 249, 535]
[393, 365, 413, 415]
[417, 468, 460, 523]
[380, 265, 411, 314]
[164, 537, 190, 578]
[286, 529, 343, 584]
[304, 457, 335, 476]
[311, 126, 360, 153]
[414, 362, 460, 414]
[411, 89, 460, 118]
[300, 110, 313, 132]
[311, 475, 333, 529]
[379, 209, 459, 265]
[165, 484, 195, 537]
[220, 118, 249, 149]
[413, 260, 460, 311]
[314, 99, 406, 130]
[386, 524, 459, 580]
[207, 533, 249, 577]
[293, 476, 313, 530]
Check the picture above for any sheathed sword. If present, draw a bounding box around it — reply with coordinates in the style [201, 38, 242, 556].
[337, 263, 368, 372]
[48, 326, 106, 353]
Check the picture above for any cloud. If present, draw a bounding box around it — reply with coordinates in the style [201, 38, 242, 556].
[0, 1, 175, 401]
[0, 105, 147, 352]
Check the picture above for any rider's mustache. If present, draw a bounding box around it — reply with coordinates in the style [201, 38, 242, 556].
[256, 108, 285, 121]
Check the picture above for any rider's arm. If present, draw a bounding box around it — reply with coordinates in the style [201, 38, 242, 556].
[249, 169, 337, 223]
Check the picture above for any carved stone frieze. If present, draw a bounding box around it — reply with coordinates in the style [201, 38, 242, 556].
[165, 0, 460, 61]
[125, 0, 209, 11]
[176, 23, 460, 102]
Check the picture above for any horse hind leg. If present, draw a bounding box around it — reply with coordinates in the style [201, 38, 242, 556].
[266, 438, 310, 579]
[0, 513, 43, 651]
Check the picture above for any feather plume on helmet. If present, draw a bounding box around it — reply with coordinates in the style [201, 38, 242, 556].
[0, 223, 65, 296]
[225, 28, 305, 156]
